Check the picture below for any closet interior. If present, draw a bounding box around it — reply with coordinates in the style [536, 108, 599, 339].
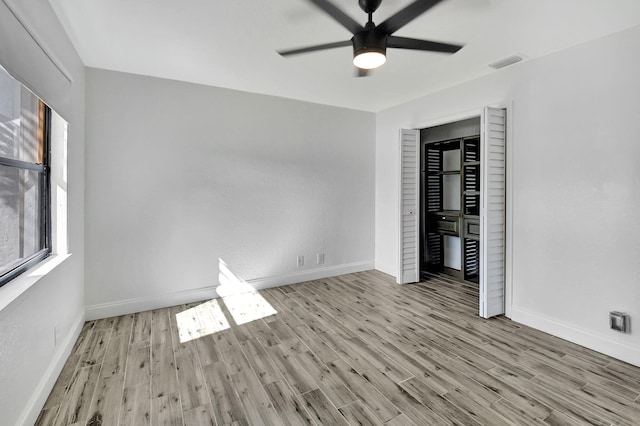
[420, 117, 481, 284]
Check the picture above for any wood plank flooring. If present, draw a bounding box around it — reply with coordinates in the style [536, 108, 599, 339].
[36, 271, 640, 425]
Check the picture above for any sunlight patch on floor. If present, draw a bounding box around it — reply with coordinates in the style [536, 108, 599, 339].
[217, 257, 278, 325]
[175, 258, 278, 342]
[175, 299, 230, 343]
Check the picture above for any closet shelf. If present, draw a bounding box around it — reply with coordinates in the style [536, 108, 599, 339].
[427, 170, 460, 176]
[430, 210, 461, 217]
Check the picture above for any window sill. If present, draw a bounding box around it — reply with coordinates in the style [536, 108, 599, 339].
[0, 253, 72, 312]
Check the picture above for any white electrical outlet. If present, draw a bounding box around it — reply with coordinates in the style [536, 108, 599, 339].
[297, 256, 304, 267]
[317, 253, 324, 265]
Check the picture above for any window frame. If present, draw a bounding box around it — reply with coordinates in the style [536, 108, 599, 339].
[0, 97, 52, 287]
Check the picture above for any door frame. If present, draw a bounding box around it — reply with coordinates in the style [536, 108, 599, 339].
[398, 104, 514, 318]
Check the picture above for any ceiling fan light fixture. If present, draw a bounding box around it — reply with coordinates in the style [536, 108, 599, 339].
[353, 51, 386, 69]
[352, 29, 387, 70]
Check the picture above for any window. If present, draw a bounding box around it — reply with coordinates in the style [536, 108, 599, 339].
[0, 66, 51, 287]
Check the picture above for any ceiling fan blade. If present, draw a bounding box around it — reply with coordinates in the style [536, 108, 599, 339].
[387, 35, 463, 53]
[377, 0, 442, 35]
[308, 0, 364, 34]
[355, 68, 370, 77]
[278, 40, 352, 57]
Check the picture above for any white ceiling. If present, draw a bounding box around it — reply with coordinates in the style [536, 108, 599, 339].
[49, 0, 640, 112]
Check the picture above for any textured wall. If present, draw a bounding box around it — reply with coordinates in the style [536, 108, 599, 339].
[85, 68, 375, 316]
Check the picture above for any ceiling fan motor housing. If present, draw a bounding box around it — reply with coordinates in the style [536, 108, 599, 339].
[352, 29, 387, 58]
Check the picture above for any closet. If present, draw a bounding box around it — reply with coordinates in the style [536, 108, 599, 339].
[420, 118, 481, 283]
[398, 107, 506, 318]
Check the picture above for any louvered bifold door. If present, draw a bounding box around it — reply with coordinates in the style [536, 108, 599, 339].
[479, 107, 506, 318]
[398, 129, 420, 284]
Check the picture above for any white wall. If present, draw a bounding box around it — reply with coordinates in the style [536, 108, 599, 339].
[376, 25, 640, 366]
[85, 68, 375, 318]
[0, 0, 85, 425]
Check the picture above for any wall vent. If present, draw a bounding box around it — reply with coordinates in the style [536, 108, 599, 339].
[610, 311, 630, 333]
[489, 55, 523, 70]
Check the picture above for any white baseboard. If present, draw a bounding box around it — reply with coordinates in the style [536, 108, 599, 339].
[246, 261, 374, 291]
[511, 306, 640, 367]
[18, 311, 85, 426]
[85, 261, 374, 320]
[85, 285, 218, 320]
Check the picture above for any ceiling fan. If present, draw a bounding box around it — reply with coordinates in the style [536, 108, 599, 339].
[278, 0, 464, 76]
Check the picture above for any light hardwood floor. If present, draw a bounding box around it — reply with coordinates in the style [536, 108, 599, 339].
[36, 271, 640, 425]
